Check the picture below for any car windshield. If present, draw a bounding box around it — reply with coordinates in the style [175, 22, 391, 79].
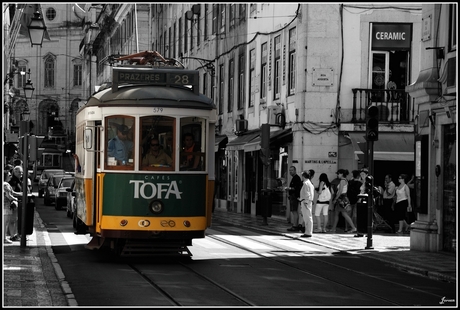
[53, 176, 65, 186]
[60, 179, 74, 188]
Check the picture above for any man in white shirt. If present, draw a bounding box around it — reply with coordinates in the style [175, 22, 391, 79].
[299, 170, 315, 238]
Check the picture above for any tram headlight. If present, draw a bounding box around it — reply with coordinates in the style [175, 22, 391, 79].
[149, 200, 164, 214]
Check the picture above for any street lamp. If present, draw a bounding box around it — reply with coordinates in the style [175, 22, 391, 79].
[23, 69, 35, 99]
[28, 11, 47, 47]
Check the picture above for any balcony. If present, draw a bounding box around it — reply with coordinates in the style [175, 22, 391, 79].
[351, 88, 415, 124]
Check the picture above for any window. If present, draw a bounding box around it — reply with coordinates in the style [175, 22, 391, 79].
[184, 16, 188, 52]
[196, 11, 201, 47]
[229, 4, 235, 28]
[178, 18, 182, 56]
[180, 118, 205, 171]
[74, 64, 82, 86]
[190, 16, 194, 51]
[106, 116, 135, 170]
[288, 27, 296, 95]
[219, 4, 226, 33]
[46, 7, 56, 21]
[203, 72, 207, 96]
[219, 64, 224, 114]
[204, 4, 209, 40]
[274, 35, 281, 100]
[44, 56, 55, 88]
[168, 27, 172, 58]
[228, 59, 234, 113]
[238, 54, 245, 110]
[173, 22, 176, 58]
[449, 4, 456, 51]
[211, 69, 215, 102]
[140, 116, 175, 171]
[239, 4, 246, 22]
[212, 4, 218, 35]
[261, 42, 267, 100]
[249, 48, 255, 107]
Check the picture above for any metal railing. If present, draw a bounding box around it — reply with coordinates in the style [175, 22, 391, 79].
[351, 88, 415, 124]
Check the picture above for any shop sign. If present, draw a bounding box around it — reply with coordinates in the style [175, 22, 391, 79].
[372, 23, 412, 50]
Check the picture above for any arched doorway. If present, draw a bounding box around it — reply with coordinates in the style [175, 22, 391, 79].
[38, 99, 60, 135]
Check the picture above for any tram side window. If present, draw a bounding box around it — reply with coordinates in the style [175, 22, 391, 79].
[140, 116, 175, 171]
[106, 116, 135, 169]
[180, 118, 205, 171]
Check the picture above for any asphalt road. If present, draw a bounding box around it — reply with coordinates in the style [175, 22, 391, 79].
[35, 196, 456, 307]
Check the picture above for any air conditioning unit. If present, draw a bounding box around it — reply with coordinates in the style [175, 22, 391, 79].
[267, 105, 283, 125]
[235, 119, 248, 133]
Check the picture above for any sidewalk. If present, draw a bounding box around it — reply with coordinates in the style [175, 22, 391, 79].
[212, 207, 457, 284]
[3, 211, 72, 307]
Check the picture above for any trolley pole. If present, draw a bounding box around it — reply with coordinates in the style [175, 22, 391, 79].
[20, 121, 29, 248]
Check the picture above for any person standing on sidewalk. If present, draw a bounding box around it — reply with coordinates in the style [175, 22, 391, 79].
[314, 173, 332, 233]
[299, 170, 315, 238]
[347, 170, 362, 229]
[4, 170, 21, 244]
[395, 174, 411, 233]
[285, 166, 303, 232]
[8, 165, 24, 241]
[382, 174, 396, 233]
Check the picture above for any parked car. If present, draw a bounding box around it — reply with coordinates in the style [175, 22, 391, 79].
[38, 169, 65, 197]
[55, 176, 75, 210]
[65, 179, 76, 218]
[44, 174, 73, 206]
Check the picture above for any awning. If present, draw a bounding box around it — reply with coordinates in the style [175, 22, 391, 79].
[244, 128, 292, 152]
[347, 132, 414, 161]
[226, 131, 260, 151]
[214, 135, 228, 152]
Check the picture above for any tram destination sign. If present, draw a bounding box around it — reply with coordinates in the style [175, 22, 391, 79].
[112, 67, 199, 94]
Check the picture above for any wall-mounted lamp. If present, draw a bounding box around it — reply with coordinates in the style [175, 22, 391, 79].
[28, 11, 47, 47]
[428, 112, 436, 127]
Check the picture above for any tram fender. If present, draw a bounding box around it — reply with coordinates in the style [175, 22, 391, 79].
[85, 236, 105, 250]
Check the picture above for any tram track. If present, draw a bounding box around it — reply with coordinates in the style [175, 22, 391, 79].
[127, 258, 255, 306]
[205, 224, 447, 306]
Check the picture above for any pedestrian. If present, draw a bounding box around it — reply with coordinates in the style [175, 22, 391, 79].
[328, 174, 341, 229]
[285, 166, 303, 232]
[181, 133, 201, 171]
[8, 165, 24, 241]
[314, 173, 332, 233]
[406, 174, 416, 225]
[4, 170, 21, 244]
[395, 174, 411, 233]
[382, 174, 396, 233]
[359, 167, 369, 194]
[298, 170, 315, 238]
[347, 170, 362, 228]
[331, 169, 357, 233]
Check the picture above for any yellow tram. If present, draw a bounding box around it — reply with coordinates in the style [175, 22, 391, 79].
[73, 52, 217, 255]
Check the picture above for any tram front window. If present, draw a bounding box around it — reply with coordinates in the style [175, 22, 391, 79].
[180, 117, 205, 171]
[140, 116, 175, 171]
[106, 116, 135, 169]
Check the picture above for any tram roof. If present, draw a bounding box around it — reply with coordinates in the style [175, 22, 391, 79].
[86, 84, 216, 110]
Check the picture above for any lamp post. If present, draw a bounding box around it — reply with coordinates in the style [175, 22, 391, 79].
[27, 11, 47, 47]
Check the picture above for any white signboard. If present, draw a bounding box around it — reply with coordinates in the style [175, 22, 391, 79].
[312, 68, 333, 86]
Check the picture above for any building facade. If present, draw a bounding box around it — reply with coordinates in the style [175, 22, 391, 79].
[4, 3, 83, 146]
[406, 3, 457, 253]
[6, 3, 454, 253]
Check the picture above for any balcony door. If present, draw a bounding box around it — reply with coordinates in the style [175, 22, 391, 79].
[370, 51, 389, 91]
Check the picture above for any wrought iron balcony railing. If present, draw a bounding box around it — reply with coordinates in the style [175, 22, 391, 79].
[351, 88, 415, 124]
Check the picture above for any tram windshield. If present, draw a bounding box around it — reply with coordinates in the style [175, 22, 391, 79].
[140, 116, 175, 171]
[106, 116, 135, 170]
